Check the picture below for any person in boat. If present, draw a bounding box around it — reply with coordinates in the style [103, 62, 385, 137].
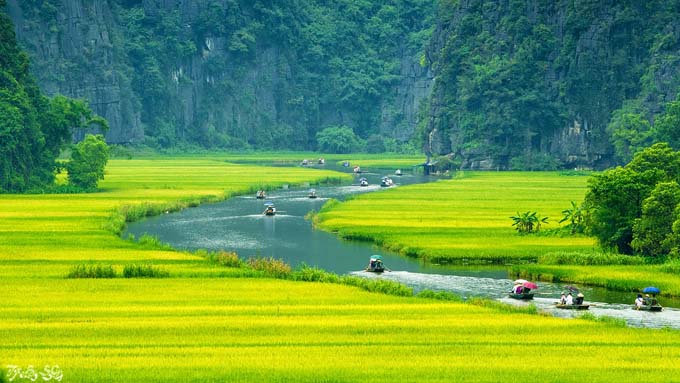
[560, 292, 567, 304]
[575, 293, 584, 305]
[565, 292, 574, 305]
[513, 284, 522, 294]
[650, 294, 659, 306]
[635, 294, 644, 308]
[643, 294, 651, 305]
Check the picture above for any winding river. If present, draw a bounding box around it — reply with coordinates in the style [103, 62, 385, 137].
[126, 164, 680, 329]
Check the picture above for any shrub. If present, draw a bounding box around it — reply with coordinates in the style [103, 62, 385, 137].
[215, 251, 244, 268]
[291, 265, 341, 283]
[247, 257, 292, 278]
[67, 264, 117, 278]
[66, 134, 109, 190]
[123, 264, 170, 278]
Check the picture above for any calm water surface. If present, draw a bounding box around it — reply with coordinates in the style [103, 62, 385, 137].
[126, 165, 680, 329]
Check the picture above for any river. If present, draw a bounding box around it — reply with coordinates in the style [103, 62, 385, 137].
[126, 163, 680, 329]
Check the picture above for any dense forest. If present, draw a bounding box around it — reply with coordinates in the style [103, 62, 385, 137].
[425, 0, 680, 169]
[4, 0, 680, 168]
[0, 0, 105, 192]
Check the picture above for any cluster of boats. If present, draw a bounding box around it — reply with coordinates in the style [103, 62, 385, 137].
[508, 280, 664, 311]
[301, 158, 325, 166]
[258, 189, 319, 216]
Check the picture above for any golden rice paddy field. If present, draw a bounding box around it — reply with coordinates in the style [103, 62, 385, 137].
[317, 171, 596, 262]
[315, 171, 680, 297]
[2, 159, 680, 382]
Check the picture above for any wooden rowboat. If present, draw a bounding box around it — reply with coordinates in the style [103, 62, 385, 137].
[508, 292, 534, 300]
[555, 303, 590, 310]
[633, 305, 663, 312]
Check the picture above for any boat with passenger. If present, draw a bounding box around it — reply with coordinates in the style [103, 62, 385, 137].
[366, 255, 386, 273]
[555, 303, 590, 310]
[509, 279, 537, 300]
[308, 189, 318, 199]
[359, 177, 369, 187]
[380, 177, 394, 187]
[634, 287, 663, 311]
[263, 202, 276, 216]
[555, 291, 589, 309]
[256, 190, 266, 199]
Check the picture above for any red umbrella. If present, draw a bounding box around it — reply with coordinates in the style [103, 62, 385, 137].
[522, 281, 538, 290]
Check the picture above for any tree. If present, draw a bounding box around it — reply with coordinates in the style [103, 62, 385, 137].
[559, 201, 585, 234]
[66, 134, 110, 190]
[655, 95, 680, 150]
[631, 181, 680, 256]
[0, 7, 108, 192]
[584, 143, 680, 254]
[316, 125, 362, 154]
[510, 211, 548, 234]
[606, 106, 653, 164]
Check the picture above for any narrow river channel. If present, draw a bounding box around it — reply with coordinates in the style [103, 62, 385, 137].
[126, 164, 680, 329]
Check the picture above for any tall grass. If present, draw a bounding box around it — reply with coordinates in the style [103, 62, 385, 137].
[67, 264, 117, 279]
[538, 251, 645, 266]
[123, 264, 170, 278]
[247, 257, 292, 278]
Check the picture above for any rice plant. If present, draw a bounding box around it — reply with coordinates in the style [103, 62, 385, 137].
[122, 264, 170, 278]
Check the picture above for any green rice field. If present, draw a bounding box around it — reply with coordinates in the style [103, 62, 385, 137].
[316, 171, 596, 262]
[2, 159, 680, 382]
[315, 170, 680, 297]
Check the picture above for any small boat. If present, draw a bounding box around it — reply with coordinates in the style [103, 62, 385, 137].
[359, 177, 369, 187]
[509, 279, 537, 300]
[308, 189, 318, 199]
[318, 158, 325, 165]
[263, 201, 276, 216]
[634, 289, 662, 311]
[555, 303, 590, 310]
[301, 159, 309, 166]
[508, 292, 534, 300]
[255, 190, 266, 199]
[395, 169, 402, 176]
[633, 305, 663, 312]
[365, 255, 386, 273]
[380, 177, 394, 187]
[353, 166, 362, 174]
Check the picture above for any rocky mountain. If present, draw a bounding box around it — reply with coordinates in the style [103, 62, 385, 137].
[6, 0, 680, 168]
[6, 0, 434, 150]
[424, 0, 680, 169]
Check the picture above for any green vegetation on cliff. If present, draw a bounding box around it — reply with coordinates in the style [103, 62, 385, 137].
[425, 0, 680, 169]
[0, 3, 106, 192]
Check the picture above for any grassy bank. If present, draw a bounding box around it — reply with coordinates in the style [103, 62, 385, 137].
[315, 170, 680, 297]
[2, 159, 680, 382]
[316, 171, 596, 263]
